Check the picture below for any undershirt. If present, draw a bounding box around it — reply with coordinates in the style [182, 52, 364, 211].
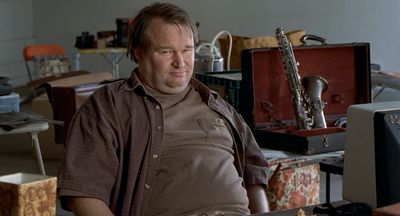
[144, 85, 250, 216]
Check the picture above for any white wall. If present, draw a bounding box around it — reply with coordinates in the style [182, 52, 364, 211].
[33, 0, 400, 74]
[3, 0, 400, 86]
[33, 0, 138, 79]
[0, 0, 34, 87]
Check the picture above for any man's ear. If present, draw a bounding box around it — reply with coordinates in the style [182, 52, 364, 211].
[134, 48, 142, 63]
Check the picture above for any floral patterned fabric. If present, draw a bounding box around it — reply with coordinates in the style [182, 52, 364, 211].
[267, 159, 320, 211]
[0, 175, 57, 216]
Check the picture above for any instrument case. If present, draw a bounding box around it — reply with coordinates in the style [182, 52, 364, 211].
[240, 43, 371, 155]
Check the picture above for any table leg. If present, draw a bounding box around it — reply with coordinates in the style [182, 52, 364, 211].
[112, 52, 125, 79]
[101, 52, 125, 79]
[31, 133, 46, 176]
[112, 53, 117, 79]
[326, 171, 331, 203]
[373, 86, 386, 100]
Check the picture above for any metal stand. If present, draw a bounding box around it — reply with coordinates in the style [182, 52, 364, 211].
[0, 114, 49, 176]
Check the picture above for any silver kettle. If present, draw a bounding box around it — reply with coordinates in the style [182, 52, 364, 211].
[194, 43, 224, 73]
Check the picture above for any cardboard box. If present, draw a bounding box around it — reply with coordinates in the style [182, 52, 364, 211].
[30, 72, 112, 159]
[47, 72, 112, 144]
[0, 173, 57, 216]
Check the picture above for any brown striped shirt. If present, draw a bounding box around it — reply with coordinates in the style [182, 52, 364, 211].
[57, 70, 269, 215]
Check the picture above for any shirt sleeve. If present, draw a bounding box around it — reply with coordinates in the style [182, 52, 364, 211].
[234, 111, 270, 187]
[57, 104, 119, 206]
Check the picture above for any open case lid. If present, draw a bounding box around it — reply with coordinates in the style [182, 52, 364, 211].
[240, 43, 372, 129]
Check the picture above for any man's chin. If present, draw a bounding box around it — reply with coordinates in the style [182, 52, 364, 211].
[163, 83, 189, 94]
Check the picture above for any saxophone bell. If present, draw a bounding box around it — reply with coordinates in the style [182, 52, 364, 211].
[302, 76, 329, 128]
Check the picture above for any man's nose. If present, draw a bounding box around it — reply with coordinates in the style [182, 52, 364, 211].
[172, 53, 185, 68]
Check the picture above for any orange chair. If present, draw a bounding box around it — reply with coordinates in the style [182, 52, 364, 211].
[22, 44, 88, 93]
[23, 44, 66, 82]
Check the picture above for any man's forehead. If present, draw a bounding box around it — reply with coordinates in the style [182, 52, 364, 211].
[146, 20, 194, 45]
[148, 18, 191, 34]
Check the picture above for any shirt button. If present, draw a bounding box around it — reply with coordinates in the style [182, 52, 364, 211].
[144, 184, 150, 189]
[157, 126, 162, 130]
[155, 105, 160, 110]
[152, 154, 158, 159]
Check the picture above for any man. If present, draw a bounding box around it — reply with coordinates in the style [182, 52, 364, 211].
[57, 2, 270, 215]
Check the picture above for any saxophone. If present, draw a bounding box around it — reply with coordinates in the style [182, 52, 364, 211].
[275, 27, 328, 129]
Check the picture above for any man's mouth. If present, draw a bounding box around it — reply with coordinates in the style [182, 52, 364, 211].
[171, 71, 186, 77]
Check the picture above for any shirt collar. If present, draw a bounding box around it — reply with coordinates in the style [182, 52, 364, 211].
[117, 68, 145, 93]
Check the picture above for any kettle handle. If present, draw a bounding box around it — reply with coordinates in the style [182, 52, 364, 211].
[195, 43, 221, 56]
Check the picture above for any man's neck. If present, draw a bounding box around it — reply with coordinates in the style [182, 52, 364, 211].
[144, 84, 191, 108]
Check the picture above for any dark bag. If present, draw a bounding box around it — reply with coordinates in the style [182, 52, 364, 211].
[0, 77, 12, 96]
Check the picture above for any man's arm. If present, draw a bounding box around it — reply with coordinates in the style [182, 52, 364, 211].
[246, 184, 270, 213]
[66, 197, 114, 216]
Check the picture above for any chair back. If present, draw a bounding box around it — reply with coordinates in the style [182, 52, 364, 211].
[23, 44, 65, 61]
[23, 44, 66, 82]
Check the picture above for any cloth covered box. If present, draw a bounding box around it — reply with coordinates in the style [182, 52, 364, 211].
[0, 173, 57, 216]
[267, 158, 320, 211]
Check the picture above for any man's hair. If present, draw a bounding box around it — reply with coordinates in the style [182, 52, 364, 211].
[127, 2, 198, 63]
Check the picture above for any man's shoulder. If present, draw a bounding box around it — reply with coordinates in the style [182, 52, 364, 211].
[92, 77, 141, 97]
[76, 78, 142, 114]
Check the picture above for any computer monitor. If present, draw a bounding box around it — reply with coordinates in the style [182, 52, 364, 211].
[343, 101, 400, 208]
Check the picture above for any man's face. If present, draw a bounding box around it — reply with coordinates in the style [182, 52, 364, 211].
[135, 18, 195, 94]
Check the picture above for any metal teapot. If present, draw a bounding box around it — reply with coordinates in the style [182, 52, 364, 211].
[194, 43, 223, 73]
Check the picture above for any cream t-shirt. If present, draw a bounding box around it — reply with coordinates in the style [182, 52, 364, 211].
[144, 85, 250, 216]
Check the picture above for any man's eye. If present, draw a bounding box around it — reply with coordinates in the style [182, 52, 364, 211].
[160, 50, 172, 55]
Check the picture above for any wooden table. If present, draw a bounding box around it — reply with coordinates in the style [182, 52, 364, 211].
[319, 157, 344, 203]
